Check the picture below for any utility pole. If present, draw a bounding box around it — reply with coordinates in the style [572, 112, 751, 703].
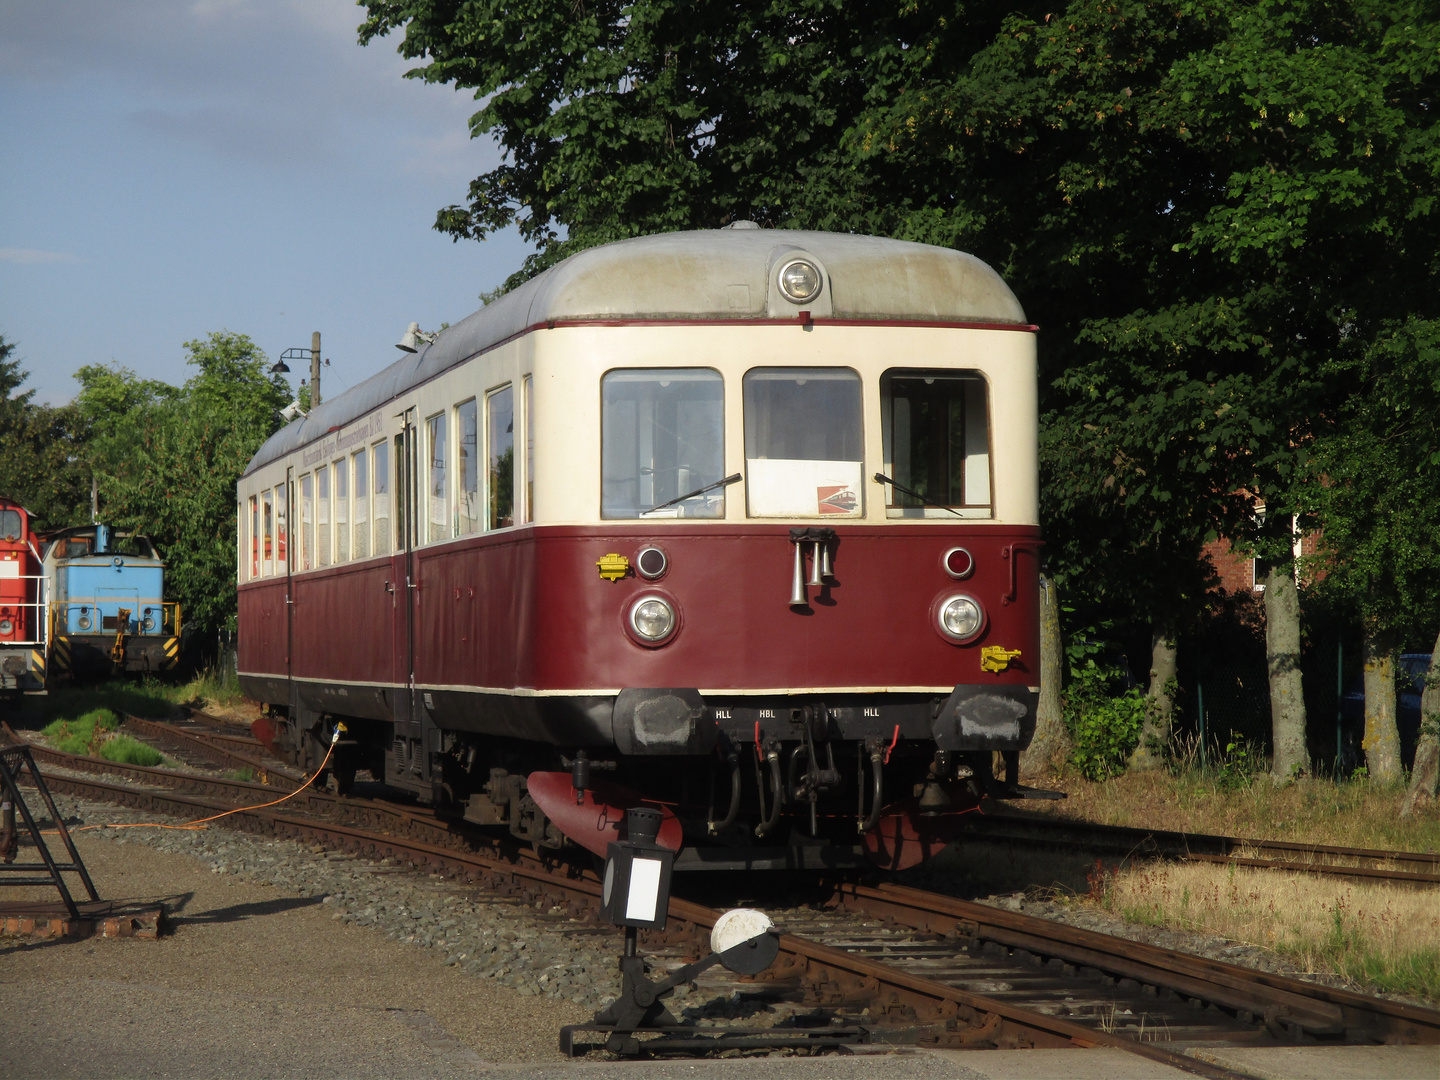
[310, 331, 322, 407]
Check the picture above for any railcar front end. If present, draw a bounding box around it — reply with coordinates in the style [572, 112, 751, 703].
[237, 229, 1044, 870]
[44, 525, 181, 678]
[0, 498, 48, 694]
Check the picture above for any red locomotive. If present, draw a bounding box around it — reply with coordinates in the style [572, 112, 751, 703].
[237, 228, 1043, 869]
[0, 497, 47, 694]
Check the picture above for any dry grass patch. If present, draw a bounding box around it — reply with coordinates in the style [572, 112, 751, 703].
[1031, 769, 1440, 854]
[1087, 860, 1440, 1003]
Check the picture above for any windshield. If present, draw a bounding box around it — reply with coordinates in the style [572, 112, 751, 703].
[0, 508, 23, 541]
[743, 367, 862, 517]
[882, 370, 991, 518]
[602, 368, 725, 519]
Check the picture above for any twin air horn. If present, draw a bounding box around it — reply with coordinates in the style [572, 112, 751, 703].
[789, 527, 837, 607]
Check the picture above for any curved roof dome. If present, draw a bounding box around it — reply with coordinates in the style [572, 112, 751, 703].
[245, 228, 1025, 476]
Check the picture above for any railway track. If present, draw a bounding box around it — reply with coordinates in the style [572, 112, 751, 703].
[5, 724, 1437, 1075]
[961, 808, 1440, 887]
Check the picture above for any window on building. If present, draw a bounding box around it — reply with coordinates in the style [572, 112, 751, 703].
[457, 399, 480, 535]
[881, 370, 991, 518]
[372, 441, 390, 555]
[488, 386, 514, 529]
[427, 413, 448, 543]
[743, 367, 861, 517]
[602, 368, 724, 519]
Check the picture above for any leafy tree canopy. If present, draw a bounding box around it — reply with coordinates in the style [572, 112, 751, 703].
[87, 332, 289, 637]
[0, 335, 89, 529]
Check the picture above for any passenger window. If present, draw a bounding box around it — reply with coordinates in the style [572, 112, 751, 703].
[353, 448, 369, 559]
[334, 458, 349, 562]
[743, 368, 862, 517]
[372, 441, 390, 555]
[249, 495, 259, 578]
[488, 386, 514, 529]
[276, 483, 288, 569]
[522, 375, 534, 524]
[300, 474, 314, 570]
[262, 489, 274, 575]
[457, 400, 480, 535]
[316, 465, 330, 566]
[602, 368, 724, 519]
[881, 370, 991, 518]
[427, 413, 448, 543]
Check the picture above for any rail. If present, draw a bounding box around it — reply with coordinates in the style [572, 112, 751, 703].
[959, 810, 1440, 887]
[5, 720, 1436, 1073]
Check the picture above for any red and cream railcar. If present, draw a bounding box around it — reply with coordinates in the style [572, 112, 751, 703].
[237, 228, 1042, 869]
[0, 497, 48, 694]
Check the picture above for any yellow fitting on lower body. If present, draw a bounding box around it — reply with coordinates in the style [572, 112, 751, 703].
[980, 645, 1022, 673]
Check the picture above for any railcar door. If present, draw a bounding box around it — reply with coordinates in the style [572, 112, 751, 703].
[387, 411, 426, 790]
[283, 467, 294, 682]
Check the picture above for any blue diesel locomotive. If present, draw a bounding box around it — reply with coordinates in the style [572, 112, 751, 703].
[43, 524, 180, 678]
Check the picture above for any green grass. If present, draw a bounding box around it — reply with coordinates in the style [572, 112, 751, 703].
[41, 707, 166, 768]
[224, 766, 257, 783]
[43, 708, 119, 755]
[98, 735, 165, 767]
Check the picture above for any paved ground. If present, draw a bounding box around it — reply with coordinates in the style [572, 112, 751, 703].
[3, 835, 1438, 1079]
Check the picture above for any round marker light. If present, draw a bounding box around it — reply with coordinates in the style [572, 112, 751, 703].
[636, 546, 668, 580]
[142, 615, 156, 632]
[777, 258, 822, 303]
[937, 594, 984, 643]
[0, 619, 13, 635]
[78, 614, 92, 631]
[629, 596, 676, 644]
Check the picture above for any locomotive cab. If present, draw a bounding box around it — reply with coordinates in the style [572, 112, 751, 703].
[44, 524, 181, 678]
[238, 229, 1043, 871]
[0, 498, 48, 694]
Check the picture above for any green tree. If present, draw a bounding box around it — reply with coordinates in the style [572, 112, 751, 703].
[0, 335, 90, 528]
[85, 332, 290, 637]
[358, 0, 951, 286]
[1301, 320, 1440, 786]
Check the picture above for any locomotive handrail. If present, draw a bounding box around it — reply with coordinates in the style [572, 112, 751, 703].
[0, 575, 49, 647]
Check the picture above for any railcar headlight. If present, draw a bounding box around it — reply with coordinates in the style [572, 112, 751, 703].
[936, 594, 984, 644]
[629, 596, 677, 644]
[777, 258, 822, 303]
[78, 610, 93, 631]
[0, 619, 13, 635]
[142, 615, 156, 632]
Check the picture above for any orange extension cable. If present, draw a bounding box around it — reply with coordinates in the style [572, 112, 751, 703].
[62, 725, 342, 835]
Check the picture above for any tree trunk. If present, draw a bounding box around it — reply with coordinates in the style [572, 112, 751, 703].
[1020, 573, 1069, 777]
[1401, 631, 1440, 817]
[1264, 565, 1310, 781]
[1361, 625, 1403, 785]
[1129, 628, 1178, 771]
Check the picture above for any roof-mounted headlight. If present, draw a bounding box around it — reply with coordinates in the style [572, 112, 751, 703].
[777, 258, 822, 303]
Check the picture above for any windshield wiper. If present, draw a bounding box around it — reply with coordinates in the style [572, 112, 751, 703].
[873, 472, 963, 518]
[646, 472, 743, 513]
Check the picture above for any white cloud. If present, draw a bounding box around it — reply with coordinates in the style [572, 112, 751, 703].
[0, 248, 84, 265]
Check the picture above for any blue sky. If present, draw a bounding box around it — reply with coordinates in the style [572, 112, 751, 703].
[0, 0, 530, 406]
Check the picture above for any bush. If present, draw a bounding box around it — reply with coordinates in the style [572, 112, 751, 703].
[1064, 665, 1145, 781]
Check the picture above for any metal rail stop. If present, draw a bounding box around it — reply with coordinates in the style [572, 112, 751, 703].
[0, 742, 100, 918]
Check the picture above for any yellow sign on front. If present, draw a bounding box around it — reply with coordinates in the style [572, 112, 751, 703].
[596, 553, 630, 582]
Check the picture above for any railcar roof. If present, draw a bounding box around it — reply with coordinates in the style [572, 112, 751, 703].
[244, 228, 1025, 477]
